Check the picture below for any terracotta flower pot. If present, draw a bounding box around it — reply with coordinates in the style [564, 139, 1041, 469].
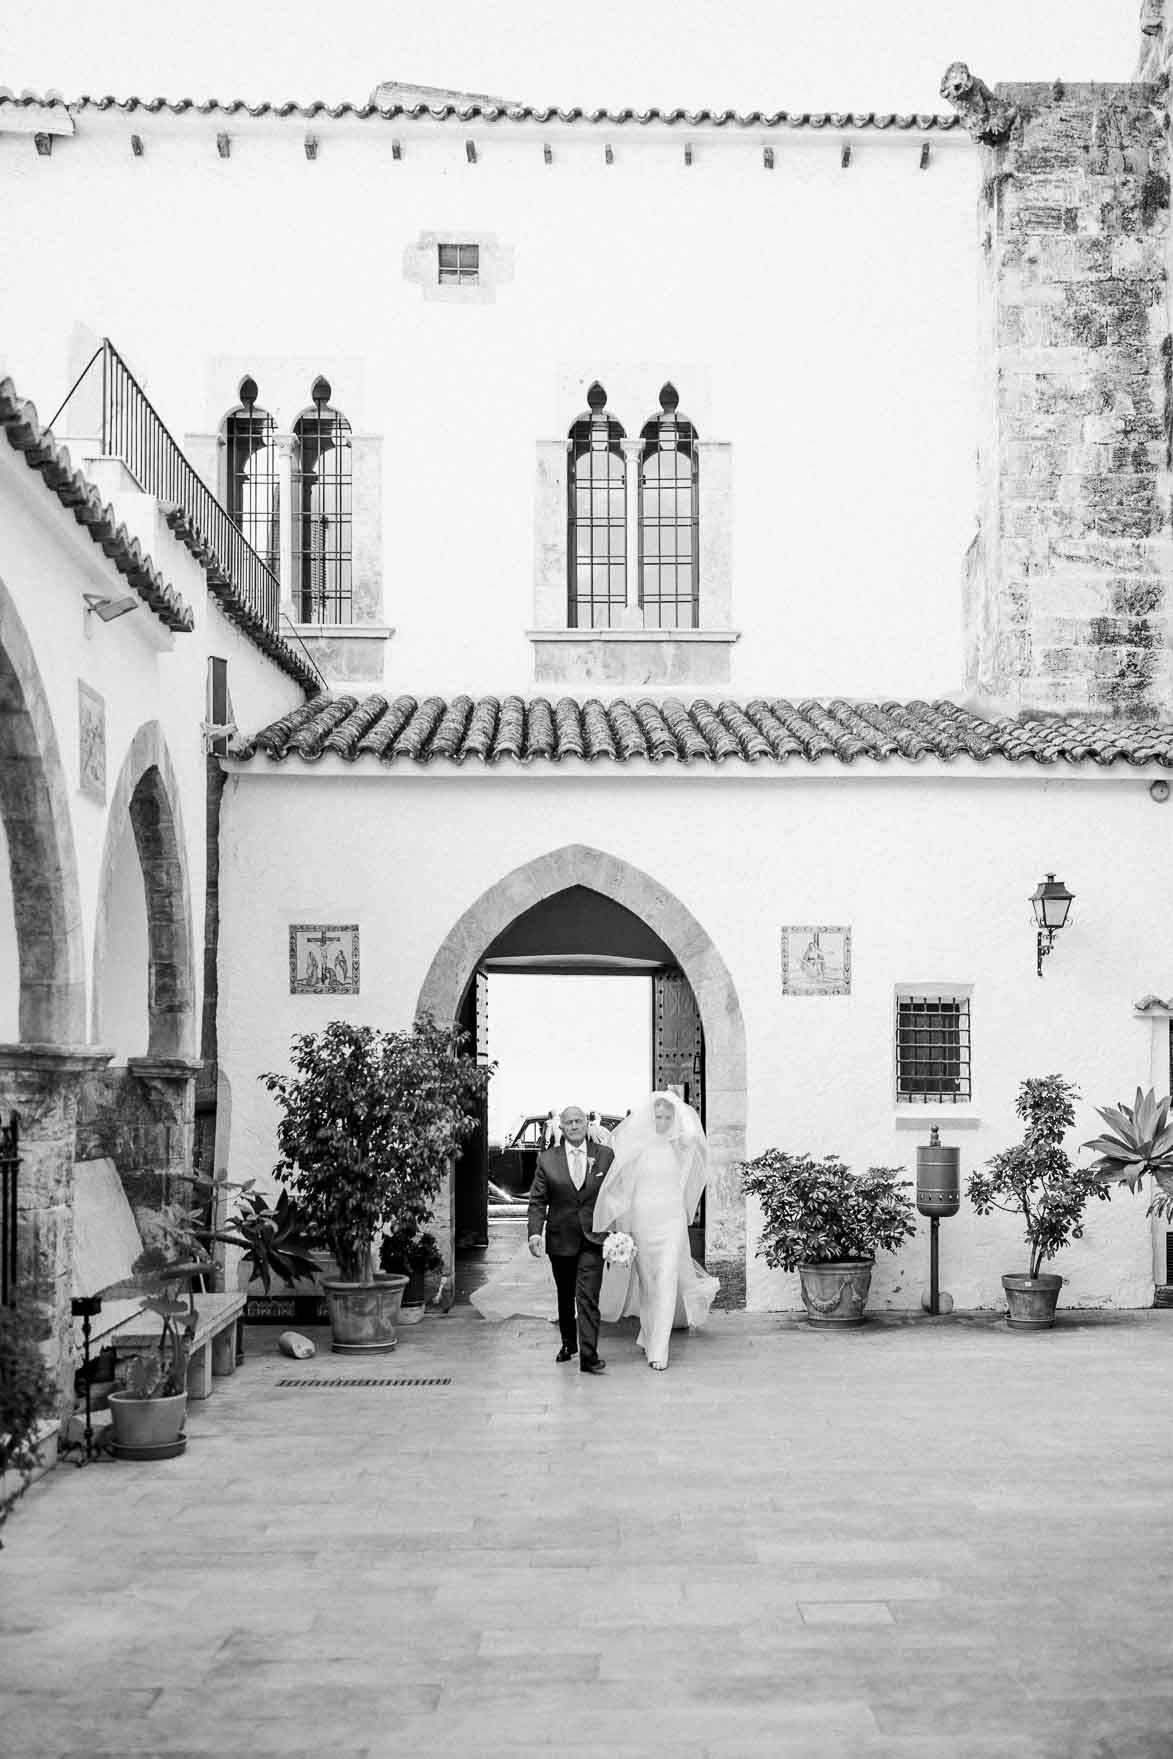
[797, 1259, 874, 1326]
[107, 1389, 188, 1459]
[1001, 1272, 1063, 1330]
[323, 1273, 409, 1354]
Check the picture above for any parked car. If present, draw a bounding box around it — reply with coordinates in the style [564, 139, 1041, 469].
[488, 1112, 623, 1199]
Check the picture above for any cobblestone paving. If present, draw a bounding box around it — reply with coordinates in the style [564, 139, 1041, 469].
[2, 1306, 1171, 1758]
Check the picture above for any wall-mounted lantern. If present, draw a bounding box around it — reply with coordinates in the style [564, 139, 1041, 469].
[1030, 873, 1074, 978]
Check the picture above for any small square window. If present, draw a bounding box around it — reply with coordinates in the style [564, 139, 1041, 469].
[438, 242, 480, 285]
[895, 994, 971, 1103]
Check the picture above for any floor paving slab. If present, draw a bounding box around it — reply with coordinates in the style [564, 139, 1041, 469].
[2, 1305, 1172, 1757]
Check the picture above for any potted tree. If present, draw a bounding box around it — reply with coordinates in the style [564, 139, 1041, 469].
[968, 1075, 1110, 1329]
[107, 1175, 318, 1457]
[740, 1150, 917, 1326]
[263, 1017, 491, 1355]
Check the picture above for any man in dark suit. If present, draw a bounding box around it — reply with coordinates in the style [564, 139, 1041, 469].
[527, 1103, 613, 1374]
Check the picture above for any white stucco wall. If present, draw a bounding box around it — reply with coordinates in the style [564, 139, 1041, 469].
[217, 760, 1171, 1311]
[0, 113, 979, 700]
[0, 439, 306, 1055]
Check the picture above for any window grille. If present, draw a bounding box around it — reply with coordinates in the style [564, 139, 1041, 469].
[438, 242, 479, 285]
[224, 378, 280, 580]
[568, 382, 627, 629]
[639, 383, 698, 630]
[293, 378, 353, 624]
[896, 995, 971, 1103]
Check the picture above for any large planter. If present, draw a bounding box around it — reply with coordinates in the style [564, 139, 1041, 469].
[797, 1259, 874, 1327]
[323, 1274, 409, 1355]
[1002, 1272, 1063, 1330]
[107, 1390, 188, 1459]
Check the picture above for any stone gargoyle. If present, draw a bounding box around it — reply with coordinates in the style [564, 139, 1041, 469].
[939, 62, 1019, 144]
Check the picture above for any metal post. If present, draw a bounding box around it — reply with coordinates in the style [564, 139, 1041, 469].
[930, 1217, 940, 1317]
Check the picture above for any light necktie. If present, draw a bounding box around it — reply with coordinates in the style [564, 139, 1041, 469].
[570, 1148, 585, 1190]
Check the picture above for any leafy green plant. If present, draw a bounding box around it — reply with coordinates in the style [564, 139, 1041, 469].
[121, 1174, 318, 1400]
[379, 1223, 444, 1279]
[0, 1298, 60, 1544]
[740, 1150, 916, 1274]
[1084, 1087, 1173, 1217]
[968, 1075, 1110, 1279]
[262, 1017, 492, 1283]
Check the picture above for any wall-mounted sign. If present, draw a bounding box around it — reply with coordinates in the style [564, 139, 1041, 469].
[781, 926, 851, 997]
[78, 680, 106, 802]
[289, 924, 360, 995]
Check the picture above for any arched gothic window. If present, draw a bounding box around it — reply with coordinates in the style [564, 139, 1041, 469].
[568, 382, 626, 629]
[639, 384, 698, 630]
[223, 377, 280, 579]
[294, 377, 353, 624]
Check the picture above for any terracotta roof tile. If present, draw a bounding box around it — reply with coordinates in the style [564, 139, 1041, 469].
[234, 693, 1173, 769]
[0, 89, 962, 134]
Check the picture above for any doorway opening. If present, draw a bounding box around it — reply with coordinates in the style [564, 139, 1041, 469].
[451, 885, 706, 1303]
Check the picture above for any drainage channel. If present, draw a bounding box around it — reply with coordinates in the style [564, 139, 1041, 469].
[276, 1377, 452, 1388]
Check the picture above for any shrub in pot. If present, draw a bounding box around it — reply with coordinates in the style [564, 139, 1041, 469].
[263, 1017, 491, 1354]
[740, 1150, 916, 1326]
[0, 1297, 59, 1545]
[379, 1224, 444, 1311]
[1084, 1087, 1173, 1303]
[967, 1075, 1110, 1329]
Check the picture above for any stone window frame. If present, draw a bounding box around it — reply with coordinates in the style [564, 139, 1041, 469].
[532, 382, 735, 687]
[403, 230, 514, 306]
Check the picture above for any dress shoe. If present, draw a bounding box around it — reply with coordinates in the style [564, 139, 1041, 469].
[580, 1357, 606, 1374]
[555, 1345, 577, 1363]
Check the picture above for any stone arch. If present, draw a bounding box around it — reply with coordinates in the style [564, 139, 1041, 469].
[92, 723, 196, 1058]
[418, 843, 748, 1302]
[0, 572, 86, 1044]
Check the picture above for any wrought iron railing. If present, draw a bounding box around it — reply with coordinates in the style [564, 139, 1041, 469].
[52, 340, 283, 634]
[1, 1112, 18, 1306]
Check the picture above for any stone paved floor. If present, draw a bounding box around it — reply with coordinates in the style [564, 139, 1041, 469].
[2, 1305, 1172, 1759]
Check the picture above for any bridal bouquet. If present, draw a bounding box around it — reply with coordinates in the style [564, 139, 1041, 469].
[603, 1231, 636, 1268]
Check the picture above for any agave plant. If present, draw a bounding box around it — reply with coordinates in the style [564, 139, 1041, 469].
[1084, 1087, 1173, 1216]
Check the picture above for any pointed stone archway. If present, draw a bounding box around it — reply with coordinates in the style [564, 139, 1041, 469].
[0, 574, 107, 1392]
[417, 844, 748, 1305]
[91, 722, 196, 1061]
[83, 723, 200, 1231]
[0, 574, 86, 1045]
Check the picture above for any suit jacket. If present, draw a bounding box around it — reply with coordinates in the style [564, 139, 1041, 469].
[527, 1142, 614, 1256]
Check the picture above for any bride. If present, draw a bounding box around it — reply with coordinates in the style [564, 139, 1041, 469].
[593, 1091, 719, 1370]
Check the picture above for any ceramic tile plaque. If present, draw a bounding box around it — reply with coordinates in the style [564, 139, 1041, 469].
[78, 680, 106, 802]
[781, 926, 851, 997]
[289, 924, 360, 995]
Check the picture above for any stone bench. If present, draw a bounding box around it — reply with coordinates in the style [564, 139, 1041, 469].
[99, 1292, 247, 1400]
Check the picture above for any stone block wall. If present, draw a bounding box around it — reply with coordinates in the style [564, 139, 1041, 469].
[968, 82, 1173, 716]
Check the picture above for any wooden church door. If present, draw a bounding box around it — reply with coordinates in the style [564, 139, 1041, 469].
[652, 969, 706, 1261]
[454, 970, 490, 1248]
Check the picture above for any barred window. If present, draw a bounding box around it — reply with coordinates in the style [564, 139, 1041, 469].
[223, 377, 279, 579]
[639, 383, 698, 630]
[568, 381, 627, 629]
[438, 242, 479, 285]
[293, 377, 353, 624]
[896, 994, 971, 1103]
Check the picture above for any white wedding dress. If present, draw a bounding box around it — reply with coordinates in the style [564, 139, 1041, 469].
[596, 1135, 719, 1365]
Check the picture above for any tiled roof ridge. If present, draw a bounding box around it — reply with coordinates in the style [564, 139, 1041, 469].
[0, 376, 320, 691]
[0, 88, 961, 132]
[233, 692, 1173, 769]
[0, 377, 193, 634]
